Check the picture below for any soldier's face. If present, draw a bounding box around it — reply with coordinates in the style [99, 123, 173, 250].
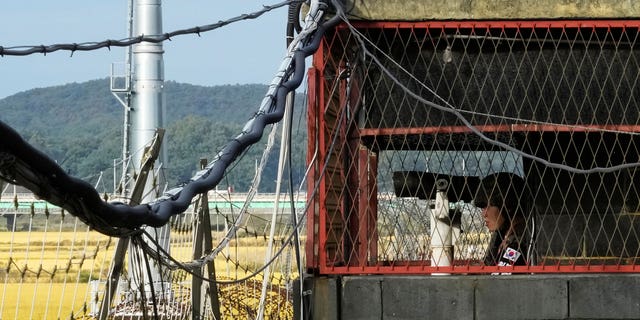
[482, 205, 504, 232]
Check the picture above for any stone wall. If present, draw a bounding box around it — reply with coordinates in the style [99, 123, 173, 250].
[345, 0, 640, 20]
[306, 275, 640, 319]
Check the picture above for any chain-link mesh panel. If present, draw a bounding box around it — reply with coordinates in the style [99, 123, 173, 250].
[308, 21, 640, 274]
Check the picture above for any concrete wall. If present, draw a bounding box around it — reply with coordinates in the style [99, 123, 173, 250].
[345, 0, 640, 20]
[308, 274, 640, 319]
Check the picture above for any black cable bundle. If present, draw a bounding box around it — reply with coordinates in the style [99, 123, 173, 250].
[0, 0, 342, 235]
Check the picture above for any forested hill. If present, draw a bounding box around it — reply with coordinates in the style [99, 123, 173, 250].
[0, 79, 308, 193]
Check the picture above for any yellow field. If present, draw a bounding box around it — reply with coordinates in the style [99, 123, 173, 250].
[0, 231, 286, 281]
[0, 231, 114, 283]
[1, 282, 92, 320]
[0, 230, 296, 319]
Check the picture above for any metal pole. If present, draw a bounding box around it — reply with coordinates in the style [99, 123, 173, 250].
[192, 185, 205, 320]
[128, 0, 169, 300]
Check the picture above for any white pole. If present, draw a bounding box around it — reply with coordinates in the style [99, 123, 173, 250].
[431, 180, 452, 275]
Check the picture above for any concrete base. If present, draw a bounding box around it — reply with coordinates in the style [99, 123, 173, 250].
[307, 274, 640, 319]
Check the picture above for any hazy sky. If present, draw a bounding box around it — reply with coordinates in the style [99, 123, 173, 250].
[0, 1, 291, 99]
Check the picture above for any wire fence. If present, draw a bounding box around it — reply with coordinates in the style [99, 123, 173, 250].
[306, 19, 640, 275]
[0, 190, 302, 319]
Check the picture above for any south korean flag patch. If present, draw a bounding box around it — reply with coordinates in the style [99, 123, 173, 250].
[502, 247, 521, 262]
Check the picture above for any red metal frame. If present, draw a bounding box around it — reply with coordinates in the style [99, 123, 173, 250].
[314, 38, 330, 271]
[342, 19, 640, 30]
[360, 124, 640, 137]
[322, 264, 640, 275]
[308, 19, 640, 275]
[305, 67, 320, 271]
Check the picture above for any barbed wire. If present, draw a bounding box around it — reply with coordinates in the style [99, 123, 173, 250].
[0, 0, 306, 57]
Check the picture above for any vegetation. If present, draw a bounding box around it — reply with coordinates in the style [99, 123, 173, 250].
[0, 79, 308, 193]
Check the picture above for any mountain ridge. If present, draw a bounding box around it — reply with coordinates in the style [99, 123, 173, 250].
[0, 78, 308, 192]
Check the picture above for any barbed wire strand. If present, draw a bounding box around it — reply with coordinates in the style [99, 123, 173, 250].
[0, 0, 305, 57]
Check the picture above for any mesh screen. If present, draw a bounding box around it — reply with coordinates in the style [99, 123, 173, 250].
[307, 21, 640, 274]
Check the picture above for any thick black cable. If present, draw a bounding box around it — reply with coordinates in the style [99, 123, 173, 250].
[136, 62, 353, 285]
[151, 8, 342, 221]
[0, 120, 140, 236]
[0, 2, 342, 233]
[155, 81, 348, 284]
[147, 8, 343, 225]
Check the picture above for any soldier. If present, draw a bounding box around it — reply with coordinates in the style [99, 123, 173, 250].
[474, 172, 532, 267]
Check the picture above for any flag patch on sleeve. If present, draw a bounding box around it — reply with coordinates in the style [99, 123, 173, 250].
[502, 247, 521, 262]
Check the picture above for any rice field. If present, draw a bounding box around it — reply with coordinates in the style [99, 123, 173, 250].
[0, 229, 296, 319]
[1, 283, 92, 320]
